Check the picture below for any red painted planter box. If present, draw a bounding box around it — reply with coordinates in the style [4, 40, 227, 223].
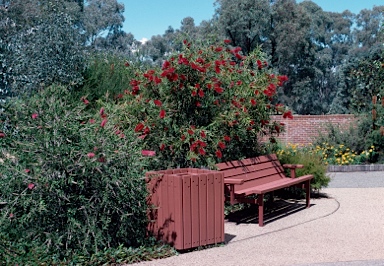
[146, 168, 224, 250]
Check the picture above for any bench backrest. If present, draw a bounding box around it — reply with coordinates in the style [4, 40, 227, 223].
[215, 154, 286, 191]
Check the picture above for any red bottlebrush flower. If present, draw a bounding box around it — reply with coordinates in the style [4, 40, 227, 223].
[224, 136, 231, 142]
[207, 84, 212, 89]
[138, 134, 147, 139]
[124, 61, 130, 67]
[278, 75, 288, 82]
[200, 131, 206, 138]
[81, 97, 89, 105]
[191, 90, 197, 97]
[250, 120, 255, 125]
[196, 57, 205, 64]
[235, 53, 243, 60]
[195, 101, 202, 107]
[100, 119, 107, 128]
[213, 100, 220, 106]
[162, 60, 171, 70]
[99, 107, 105, 116]
[160, 144, 165, 151]
[183, 39, 188, 44]
[154, 99, 162, 106]
[232, 47, 242, 53]
[87, 152, 95, 158]
[154, 76, 162, 84]
[98, 157, 106, 163]
[0, 132, 5, 138]
[214, 87, 223, 94]
[31, 113, 38, 119]
[119, 133, 125, 138]
[224, 39, 231, 44]
[283, 110, 294, 119]
[236, 80, 242, 86]
[9, 213, 14, 218]
[134, 123, 144, 132]
[188, 129, 194, 135]
[198, 148, 206, 155]
[218, 141, 226, 150]
[144, 126, 150, 134]
[142, 150, 156, 156]
[89, 119, 95, 124]
[159, 109, 166, 119]
[257, 59, 263, 69]
[24, 169, 30, 173]
[181, 135, 186, 141]
[130, 79, 140, 86]
[195, 83, 200, 89]
[215, 150, 223, 159]
[28, 183, 35, 190]
[198, 89, 204, 98]
[250, 98, 257, 106]
[215, 46, 223, 52]
[215, 66, 221, 74]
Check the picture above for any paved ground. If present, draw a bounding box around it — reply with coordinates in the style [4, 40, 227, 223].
[130, 171, 384, 266]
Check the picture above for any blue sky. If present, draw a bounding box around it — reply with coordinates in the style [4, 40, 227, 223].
[120, 0, 382, 42]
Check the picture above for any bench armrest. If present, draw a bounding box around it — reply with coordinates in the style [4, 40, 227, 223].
[224, 178, 244, 185]
[283, 164, 304, 179]
[283, 164, 304, 169]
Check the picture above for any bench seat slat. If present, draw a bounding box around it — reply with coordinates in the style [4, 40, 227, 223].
[235, 174, 313, 195]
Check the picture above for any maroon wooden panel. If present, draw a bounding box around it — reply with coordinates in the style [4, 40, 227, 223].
[160, 173, 168, 243]
[167, 174, 175, 245]
[199, 174, 208, 246]
[214, 172, 224, 243]
[173, 175, 184, 249]
[206, 173, 215, 243]
[182, 175, 192, 249]
[191, 174, 200, 247]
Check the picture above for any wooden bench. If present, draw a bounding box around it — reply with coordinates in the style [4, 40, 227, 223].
[216, 154, 313, 226]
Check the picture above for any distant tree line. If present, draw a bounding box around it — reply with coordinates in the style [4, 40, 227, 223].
[1, 0, 383, 115]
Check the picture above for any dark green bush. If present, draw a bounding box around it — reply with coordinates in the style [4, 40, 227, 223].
[0, 86, 150, 263]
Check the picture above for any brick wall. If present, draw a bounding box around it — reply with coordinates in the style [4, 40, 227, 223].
[270, 114, 357, 145]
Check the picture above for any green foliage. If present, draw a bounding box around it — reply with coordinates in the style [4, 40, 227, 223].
[116, 40, 290, 169]
[0, 85, 150, 262]
[80, 53, 140, 103]
[1, 0, 85, 96]
[276, 144, 330, 190]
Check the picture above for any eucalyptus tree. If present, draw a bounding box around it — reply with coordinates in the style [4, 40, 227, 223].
[214, 0, 271, 55]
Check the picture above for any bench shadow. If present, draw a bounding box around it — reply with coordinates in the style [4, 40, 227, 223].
[225, 199, 316, 225]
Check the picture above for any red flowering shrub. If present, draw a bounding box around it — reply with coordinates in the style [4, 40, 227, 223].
[117, 40, 290, 169]
[0, 86, 150, 262]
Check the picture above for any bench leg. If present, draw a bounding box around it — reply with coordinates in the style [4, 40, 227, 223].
[305, 180, 311, 208]
[257, 194, 264, 227]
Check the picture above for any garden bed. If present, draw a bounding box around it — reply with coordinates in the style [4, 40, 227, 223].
[327, 164, 384, 172]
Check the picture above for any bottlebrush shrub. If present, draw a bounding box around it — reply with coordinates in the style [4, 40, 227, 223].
[117, 40, 291, 169]
[0, 86, 149, 262]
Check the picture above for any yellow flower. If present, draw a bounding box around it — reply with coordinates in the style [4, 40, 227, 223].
[369, 149, 373, 153]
